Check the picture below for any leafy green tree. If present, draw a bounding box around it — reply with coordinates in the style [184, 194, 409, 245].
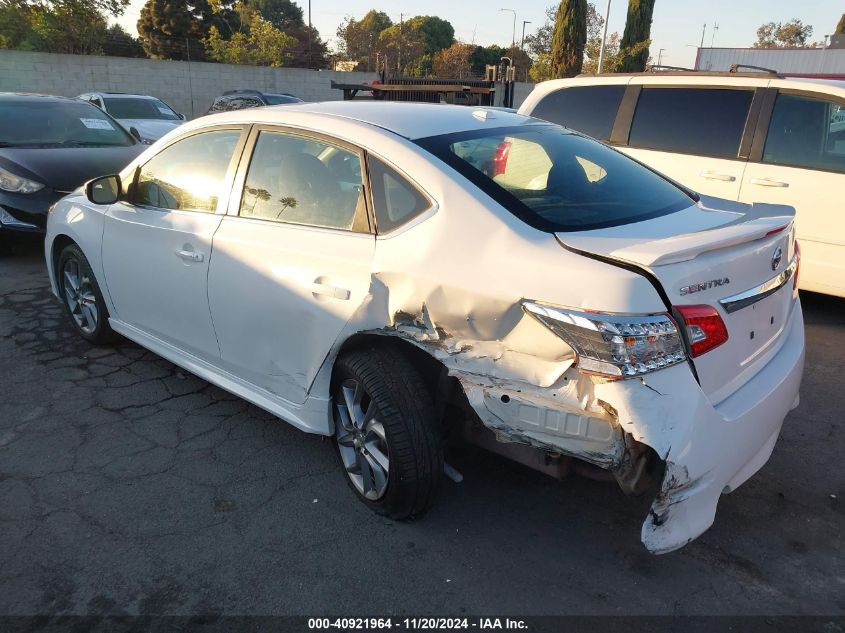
[250, 0, 301, 28]
[30, 0, 110, 54]
[583, 30, 621, 74]
[251, 0, 328, 67]
[550, 0, 587, 78]
[0, 0, 40, 50]
[753, 19, 815, 48]
[138, 0, 211, 59]
[526, 3, 601, 57]
[205, 11, 295, 65]
[432, 41, 473, 77]
[469, 43, 506, 75]
[102, 23, 145, 57]
[336, 10, 392, 71]
[1, 0, 135, 55]
[377, 22, 426, 75]
[837, 14, 845, 35]
[618, 0, 655, 72]
[405, 15, 454, 56]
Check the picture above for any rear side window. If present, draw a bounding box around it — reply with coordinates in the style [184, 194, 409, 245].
[368, 157, 431, 232]
[416, 125, 693, 232]
[763, 92, 845, 174]
[629, 88, 753, 158]
[239, 131, 367, 231]
[530, 85, 626, 141]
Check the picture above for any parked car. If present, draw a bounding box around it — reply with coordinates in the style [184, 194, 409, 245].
[519, 72, 845, 298]
[0, 93, 144, 235]
[205, 89, 304, 114]
[45, 102, 804, 554]
[78, 92, 186, 144]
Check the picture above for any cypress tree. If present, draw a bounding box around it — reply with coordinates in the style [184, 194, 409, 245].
[836, 14, 845, 35]
[550, 0, 587, 78]
[618, 0, 656, 72]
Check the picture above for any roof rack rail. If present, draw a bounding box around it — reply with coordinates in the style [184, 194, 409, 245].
[729, 64, 781, 77]
[649, 65, 696, 72]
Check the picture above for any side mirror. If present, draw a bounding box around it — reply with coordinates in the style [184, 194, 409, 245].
[129, 126, 143, 143]
[86, 175, 121, 205]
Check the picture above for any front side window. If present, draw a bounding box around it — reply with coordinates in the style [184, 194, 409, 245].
[763, 92, 845, 174]
[131, 130, 241, 212]
[629, 87, 753, 158]
[239, 131, 366, 231]
[368, 157, 431, 232]
[530, 85, 626, 141]
[417, 125, 693, 232]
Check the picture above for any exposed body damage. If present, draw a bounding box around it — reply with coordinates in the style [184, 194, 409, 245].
[317, 259, 804, 554]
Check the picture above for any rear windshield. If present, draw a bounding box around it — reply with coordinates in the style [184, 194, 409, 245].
[0, 99, 135, 148]
[415, 125, 693, 232]
[103, 97, 180, 120]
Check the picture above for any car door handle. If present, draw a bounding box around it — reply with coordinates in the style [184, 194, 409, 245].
[700, 171, 736, 182]
[749, 177, 789, 188]
[176, 249, 204, 262]
[309, 280, 351, 301]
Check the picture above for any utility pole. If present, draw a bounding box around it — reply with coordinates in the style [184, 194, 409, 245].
[499, 8, 516, 49]
[657, 48, 665, 67]
[597, 0, 611, 74]
[521, 20, 531, 51]
[700, 23, 706, 48]
[307, 0, 312, 68]
[711, 23, 719, 47]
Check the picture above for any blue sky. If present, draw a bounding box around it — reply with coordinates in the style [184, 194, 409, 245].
[115, 0, 841, 68]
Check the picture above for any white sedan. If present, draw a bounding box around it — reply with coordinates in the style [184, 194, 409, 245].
[45, 102, 805, 554]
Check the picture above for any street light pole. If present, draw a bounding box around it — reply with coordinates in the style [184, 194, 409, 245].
[521, 20, 531, 51]
[499, 8, 516, 49]
[597, 0, 611, 74]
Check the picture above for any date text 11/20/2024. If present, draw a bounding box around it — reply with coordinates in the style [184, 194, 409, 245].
[308, 618, 528, 630]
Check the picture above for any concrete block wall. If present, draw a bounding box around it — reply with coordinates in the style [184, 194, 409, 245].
[0, 50, 536, 118]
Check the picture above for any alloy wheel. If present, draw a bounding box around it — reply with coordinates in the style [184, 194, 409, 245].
[334, 378, 390, 500]
[62, 257, 98, 335]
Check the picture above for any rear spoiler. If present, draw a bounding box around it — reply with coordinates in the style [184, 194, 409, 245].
[610, 200, 795, 267]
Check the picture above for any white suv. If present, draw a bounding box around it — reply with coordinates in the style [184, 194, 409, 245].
[46, 103, 804, 554]
[520, 72, 845, 298]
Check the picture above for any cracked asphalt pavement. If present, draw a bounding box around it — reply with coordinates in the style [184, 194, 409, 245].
[1, 234, 843, 616]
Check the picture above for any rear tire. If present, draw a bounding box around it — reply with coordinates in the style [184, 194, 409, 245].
[57, 243, 117, 345]
[332, 345, 443, 519]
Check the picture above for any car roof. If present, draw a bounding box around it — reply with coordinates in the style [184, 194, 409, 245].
[198, 101, 542, 140]
[525, 73, 845, 96]
[0, 92, 77, 102]
[93, 93, 161, 100]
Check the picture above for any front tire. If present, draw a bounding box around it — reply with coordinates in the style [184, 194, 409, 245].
[57, 243, 116, 345]
[333, 346, 443, 519]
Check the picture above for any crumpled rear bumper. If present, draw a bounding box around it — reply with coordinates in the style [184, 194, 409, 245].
[598, 301, 805, 554]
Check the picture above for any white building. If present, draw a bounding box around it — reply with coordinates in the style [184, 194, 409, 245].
[695, 46, 845, 79]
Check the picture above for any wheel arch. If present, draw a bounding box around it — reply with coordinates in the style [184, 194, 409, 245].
[311, 330, 471, 435]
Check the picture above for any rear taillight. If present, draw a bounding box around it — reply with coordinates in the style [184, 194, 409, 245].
[491, 141, 511, 177]
[793, 240, 801, 293]
[523, 302, 687, 379]
[675, 305, 729, 358]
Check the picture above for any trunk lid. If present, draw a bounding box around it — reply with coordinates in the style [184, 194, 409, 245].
[558, 196, 799, 404]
